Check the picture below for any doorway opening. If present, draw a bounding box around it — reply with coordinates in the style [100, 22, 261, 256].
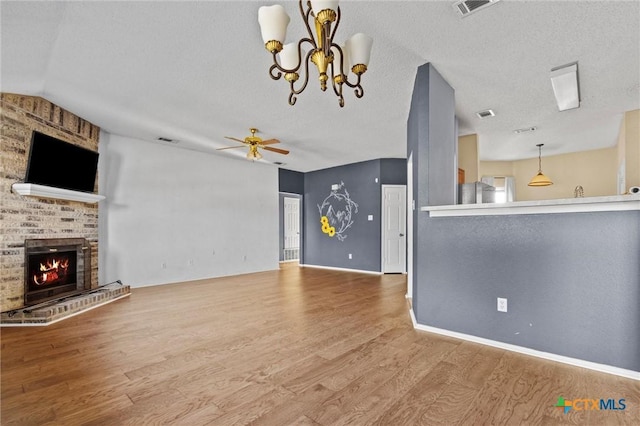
[280, 193, 302, 263]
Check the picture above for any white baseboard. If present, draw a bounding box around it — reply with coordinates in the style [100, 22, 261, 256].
[408, 308, 639, 381]
[300, 263, 382, 275]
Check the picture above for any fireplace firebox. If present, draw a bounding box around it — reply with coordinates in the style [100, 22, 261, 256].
[24, 238, 91, 306]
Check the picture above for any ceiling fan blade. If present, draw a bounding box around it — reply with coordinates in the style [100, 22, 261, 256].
[224, 136, 247, 144]
[217, 145, 245, 151]
[260, 138, 280, 145]
[263, 146, 289, 155]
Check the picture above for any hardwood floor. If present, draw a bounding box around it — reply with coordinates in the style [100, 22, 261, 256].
[2, 263, 638, 425]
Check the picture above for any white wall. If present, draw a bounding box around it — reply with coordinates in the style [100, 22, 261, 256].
[98, 133, 279, 287]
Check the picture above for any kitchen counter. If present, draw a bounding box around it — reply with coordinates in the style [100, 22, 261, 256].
[421, 194, 640, 217]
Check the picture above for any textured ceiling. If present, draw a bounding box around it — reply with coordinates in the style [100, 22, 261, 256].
[1, 0, 639, 172]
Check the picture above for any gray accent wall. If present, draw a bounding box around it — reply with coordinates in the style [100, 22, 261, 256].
[415, 210, 640, 372]
[303, 159, 405, 272]
[278, 168, 304, 194]
[380, 158, 408, 185]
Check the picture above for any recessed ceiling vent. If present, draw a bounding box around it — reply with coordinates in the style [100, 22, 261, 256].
[514, 126, 537, 134]
[453, 0, 501, 17]
[476, 109, 495, 119]
[157, 137, 179, 144]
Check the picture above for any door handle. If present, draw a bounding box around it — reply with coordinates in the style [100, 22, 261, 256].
[399, 233, 405, 237]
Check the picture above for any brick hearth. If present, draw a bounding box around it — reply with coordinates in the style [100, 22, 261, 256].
[1, 282, 130, 326]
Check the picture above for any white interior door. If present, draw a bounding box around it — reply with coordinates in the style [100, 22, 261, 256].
[382, 185, 407, 273]
[283, 196, 300, 261]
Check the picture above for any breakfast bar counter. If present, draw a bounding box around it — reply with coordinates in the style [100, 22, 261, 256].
[421, 194, 640, 217]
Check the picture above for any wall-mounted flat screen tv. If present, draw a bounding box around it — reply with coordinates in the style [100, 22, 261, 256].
[25, 131, 99, 193]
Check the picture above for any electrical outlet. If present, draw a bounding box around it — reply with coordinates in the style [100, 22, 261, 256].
[161, 262, 167, 269]
[348, 253, 352, 259]
[188, 259, 194, 266]
[497, 297, 508, 313]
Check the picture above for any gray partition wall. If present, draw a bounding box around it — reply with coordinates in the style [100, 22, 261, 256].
[407, 63, 456, 311]
[407, 64, 640, 372]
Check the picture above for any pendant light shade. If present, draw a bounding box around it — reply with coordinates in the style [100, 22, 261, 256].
[528, 144, 553, 187]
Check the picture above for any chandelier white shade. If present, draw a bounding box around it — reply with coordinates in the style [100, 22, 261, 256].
[346, 33, 373, 69]
[258, 0, 372, 107]
[258, 5, 290, 46]
[279, 43, 300, 70]
[311, 1, 339, 19]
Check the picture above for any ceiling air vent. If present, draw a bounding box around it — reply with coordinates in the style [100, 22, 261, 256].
[157, 137, 179, 144]
[476, 109, 495, 119]
[453, 0, 501, 17]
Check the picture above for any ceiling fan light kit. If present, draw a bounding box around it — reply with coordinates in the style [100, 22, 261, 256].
[258, 0, 372, 107]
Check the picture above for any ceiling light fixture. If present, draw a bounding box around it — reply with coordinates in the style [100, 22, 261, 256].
[258, 1, 373, 107]
[550, 62, 580, 111]
[247, 145, 263, 161]
[528, 144, 553, 187]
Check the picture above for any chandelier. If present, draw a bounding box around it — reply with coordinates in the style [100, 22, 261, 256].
[258, 1, 373, 107]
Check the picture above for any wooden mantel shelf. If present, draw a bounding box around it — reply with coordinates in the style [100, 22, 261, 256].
[421, 195, 640, 217]
[11, 183, 105, 204]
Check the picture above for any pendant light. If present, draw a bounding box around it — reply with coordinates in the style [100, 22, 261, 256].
[528, 144, 553, 187]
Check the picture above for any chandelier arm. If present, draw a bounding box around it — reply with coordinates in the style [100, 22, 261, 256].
[330, 42, 346, 76]
[286, 49, 313, 106]
[342, 72, 362, 89]
[325, 47, 343, 107]
[330, 7, 341, 42]
[330, 77, 345, 107]
[269, 38, 315, 75]
[342, 73, 364, 98]
[269, 62, 283, 81]
[300, 1, 317, 47]
[353, 84, 364, 98]
[288, 91, 298, 106]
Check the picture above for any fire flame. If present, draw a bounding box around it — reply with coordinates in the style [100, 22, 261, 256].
[33, 257, 70, 286]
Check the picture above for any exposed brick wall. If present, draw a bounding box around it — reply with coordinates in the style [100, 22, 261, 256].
[1, 94, 100, 311]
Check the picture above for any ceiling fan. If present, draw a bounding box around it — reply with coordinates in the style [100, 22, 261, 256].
[218, 128, 289, 160]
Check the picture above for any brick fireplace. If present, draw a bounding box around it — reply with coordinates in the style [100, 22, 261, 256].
[24, 238, 92, 306]
[1, 94, 100, 312]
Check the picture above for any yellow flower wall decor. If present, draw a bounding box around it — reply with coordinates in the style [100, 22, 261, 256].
[320, 216, 336, 237]
[317, 182, 358, 241]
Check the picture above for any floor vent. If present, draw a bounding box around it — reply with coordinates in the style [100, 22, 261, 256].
[283, 248, 299, 261]
[453, 0, 501, 17]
